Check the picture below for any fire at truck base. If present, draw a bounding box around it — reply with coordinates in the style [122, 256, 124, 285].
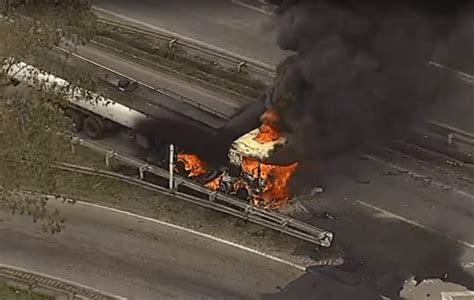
[175, 110, 301, 210]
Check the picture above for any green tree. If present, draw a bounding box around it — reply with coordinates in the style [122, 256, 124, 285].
[0, 0, 96, 232]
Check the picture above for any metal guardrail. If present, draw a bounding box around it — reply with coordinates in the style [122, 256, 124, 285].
[95, 17, 277, 81]
[428, 120, 474, 141]
[55, 46, 232, 121]
[426, 120, 474, 151]
[0, 264, 127, 300]
[69, 137, 334, 248]
[428, 61, 474, 84]
[89, 39, 250, 112]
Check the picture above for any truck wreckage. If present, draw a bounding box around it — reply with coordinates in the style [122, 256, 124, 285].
[2, 58, 334, 248]
[175, 110, 300, 210]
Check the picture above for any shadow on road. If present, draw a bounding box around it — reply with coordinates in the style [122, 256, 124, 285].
[262, 193, 474, 299]
[263, 157, 474, 300]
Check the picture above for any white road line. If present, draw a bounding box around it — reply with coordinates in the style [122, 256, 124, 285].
[230, 0, 275, 15]
[76, 200, 308, 272]
[15, 189, 308, 271]
[442, 291, 474, 300]
[0, 263, 128, 300]
[365, 154, 474, 203]
[356, 200, 474, 249]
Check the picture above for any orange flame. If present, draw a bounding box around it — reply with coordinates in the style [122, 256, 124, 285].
[241, 157, 299, 209]
[204, 174, 223, 190]
[177, 153, 208, 177]
[255, 110, 280, 144]
[232, 179, 249, 193]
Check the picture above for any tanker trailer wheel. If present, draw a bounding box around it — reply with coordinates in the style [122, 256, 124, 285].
[64, 109, 84, 132]
[83, 116, 105, 139]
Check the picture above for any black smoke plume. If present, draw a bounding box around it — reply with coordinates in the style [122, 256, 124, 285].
[266, 0, 473, 163]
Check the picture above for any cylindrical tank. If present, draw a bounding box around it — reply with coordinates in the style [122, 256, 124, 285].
[3, 60, 149, 130]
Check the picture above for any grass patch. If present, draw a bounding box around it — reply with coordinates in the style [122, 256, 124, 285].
[93, 23, 267, 99]
[52, 168, 302, 253]
[48, 146, 311, 262]
[10, 140, 325, 266]
[0, 282, 52, 300]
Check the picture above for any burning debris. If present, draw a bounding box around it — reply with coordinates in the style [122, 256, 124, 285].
[203, 174, 223, 190]
[173, 109, 301, 210]
[241, 157, 298, 209]
[176, 153, 208, 177]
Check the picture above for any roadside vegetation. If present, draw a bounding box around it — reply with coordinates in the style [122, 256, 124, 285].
[54, 144, 312, 263]
[0, 282, 51, 300]
[0, 0, 96, 231]
[92, 22, 267, 100]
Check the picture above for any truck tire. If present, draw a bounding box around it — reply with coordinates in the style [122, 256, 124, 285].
[83, 116, 105, 139]
[64, 109, 84, 132]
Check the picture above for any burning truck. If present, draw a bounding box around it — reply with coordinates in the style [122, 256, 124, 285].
[3, 59, 300, 210]
[175, 109, 300, 210]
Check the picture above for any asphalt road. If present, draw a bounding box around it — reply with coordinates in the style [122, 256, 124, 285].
[0, 200, 304, 300]
[75, 131, 474, 299]
[91, 0, 289, 66]
[278, 151, 474, 298]
[71, 44, 245, 117]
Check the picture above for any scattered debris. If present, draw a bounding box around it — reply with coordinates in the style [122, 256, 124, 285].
[310, 187, 324, 195]
[399, 277, 472, 300]
[314, 211, 338, 221]
[323, 212, 337, 221]
[293, 200, 310, 214]
[382, 170, 407, 176]
[445, 159, 464, 167]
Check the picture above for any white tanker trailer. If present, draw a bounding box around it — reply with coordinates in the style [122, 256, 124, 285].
[2, 59, 268, 164]
[2, 59, 158, 147]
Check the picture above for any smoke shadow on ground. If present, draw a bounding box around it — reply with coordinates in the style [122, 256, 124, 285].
[262, 154, 474, 299]
[134, 99, 265, 167]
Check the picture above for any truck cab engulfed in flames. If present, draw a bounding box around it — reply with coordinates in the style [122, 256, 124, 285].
[227, 110, 299, 209]
[175, 110, 300, 210]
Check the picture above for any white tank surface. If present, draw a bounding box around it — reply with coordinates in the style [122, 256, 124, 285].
[2, 60, 149, 130]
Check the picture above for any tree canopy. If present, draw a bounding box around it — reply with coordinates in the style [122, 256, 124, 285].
[0, 0, 96, 231]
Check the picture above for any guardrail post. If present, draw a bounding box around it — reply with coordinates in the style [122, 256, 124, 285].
[105, 151, 116, 167]
[447, 133, 455, 146]
[209, 191, 217, 202]
[244, 206, 253, 219]
[237, 61, 247, 73]
[139, 165, 149, 180]
[169, 144, 174, 190]
[173, 178, 183, 189]
[70, 137, 80, 154]
[68, 291, 76, 300]
[27, 282, 37, 295]
[168, 38, 177, 50]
